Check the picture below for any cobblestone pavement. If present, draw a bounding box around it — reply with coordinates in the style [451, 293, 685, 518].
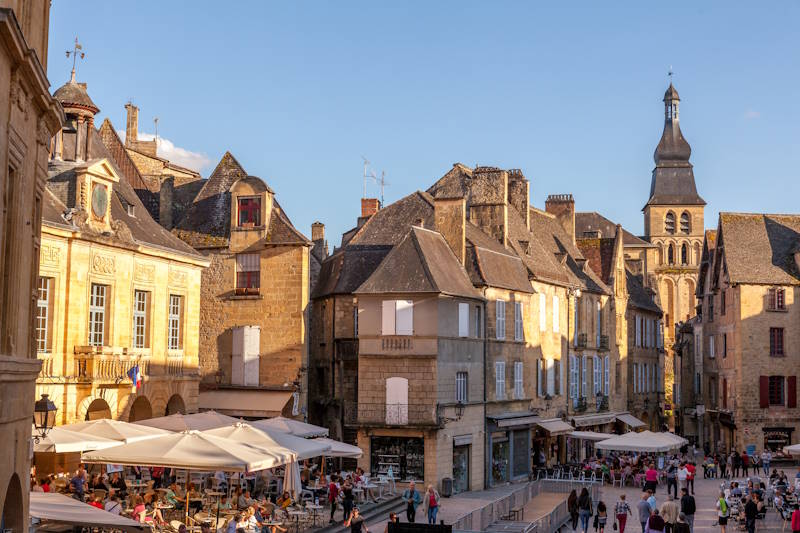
[593, 474, 785, 532]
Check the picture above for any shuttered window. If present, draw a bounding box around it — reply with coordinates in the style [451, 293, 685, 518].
[514, 302, 523, 341]
[458, 303, 469, 337]
[569, 355, 578, 403]
[539, 293, 546, 332]
[514, 361, 524, 399]
[593, 355, 601, 395]
[581, 356, 587, 398]
[604, 355, 610, 395]
[381, 300, 414, 335]
[495, 361, 506, 400]
[496, 300, 506, 340]
[552, 295, 560, 333]
[235, 253, 260, 289]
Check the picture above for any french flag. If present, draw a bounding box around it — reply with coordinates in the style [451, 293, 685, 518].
[127, 365, 142, 391]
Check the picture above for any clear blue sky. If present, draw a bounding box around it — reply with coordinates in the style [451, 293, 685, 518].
[47, 2, 800, 246]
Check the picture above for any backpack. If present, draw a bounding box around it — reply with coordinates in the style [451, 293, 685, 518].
[719, 498, 728, 516]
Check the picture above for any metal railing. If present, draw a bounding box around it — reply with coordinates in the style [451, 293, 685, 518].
[343, 401, 438, 426]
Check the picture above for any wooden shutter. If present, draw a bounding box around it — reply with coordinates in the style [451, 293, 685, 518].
[759, 376, 769, 408]
[788, 376, 797, 408]
[722, 378, 727, 409]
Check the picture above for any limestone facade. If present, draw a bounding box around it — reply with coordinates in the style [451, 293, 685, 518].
[36, 76, 208, 427]
[0, 1, 62, 529]
[173, 152, 311, 418]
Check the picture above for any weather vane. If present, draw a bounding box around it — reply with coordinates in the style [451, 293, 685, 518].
[668, 66, 674, 82]
[65, 37, 85, 82]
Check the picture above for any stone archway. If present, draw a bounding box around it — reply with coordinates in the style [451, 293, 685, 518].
[84, 398, 112, 421]
[128, 395, 153, 422]
[1, 473, 23, 533]
[165, 394, 186, 415]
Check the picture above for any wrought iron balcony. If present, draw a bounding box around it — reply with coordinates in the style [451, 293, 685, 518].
[576, 333, 588, 349]
[344, 401, 438, 427]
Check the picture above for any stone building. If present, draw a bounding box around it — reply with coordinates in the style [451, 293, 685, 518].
[695, 213, 800, 454]
[173, 152, 311, 418]
[641, 83, 705, 427]
[310, 164, 642, 491]
[110, 103, 204, 230]
[36, 75, 208, 429]
[575, 212, 664, 434]
[0, 1, 62, 529]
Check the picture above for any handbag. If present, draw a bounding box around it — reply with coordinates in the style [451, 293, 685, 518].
[613, 521, 618, 530]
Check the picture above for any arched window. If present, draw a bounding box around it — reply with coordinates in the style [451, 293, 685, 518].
[680, 212, 690, 234]
[668, 244, 675, 265]
[665, 212, 676, 234]
[681, 243, 688, 265]
[386, 377, 409, 425]
[658, 243, 664, 266]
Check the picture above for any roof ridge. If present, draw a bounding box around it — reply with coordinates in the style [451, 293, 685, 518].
[409, 227, 440, 293]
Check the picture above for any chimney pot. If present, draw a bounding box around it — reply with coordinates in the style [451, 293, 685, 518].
[361, 198, 380, 218]
[545, 194, 576, 245]
[311, 221, 325, 242]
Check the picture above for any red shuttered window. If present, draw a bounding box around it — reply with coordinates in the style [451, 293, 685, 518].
[789, 376, 797, 409]
[759, 376, 769, 408]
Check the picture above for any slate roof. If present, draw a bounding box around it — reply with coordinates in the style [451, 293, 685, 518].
[645, 84, 705, 208]
[44, 129, 204, 260]
[626, 269, 662, 314]
[53, 80, 99, 113]
[717, 213, 800, 285]
[575, 212, 653, 247]
[528, 207, 609, 294]
[173, 152, 305, 249]
[356, 226, 482, 299]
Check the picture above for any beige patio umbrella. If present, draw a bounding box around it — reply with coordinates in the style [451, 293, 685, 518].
[204, 422, 329, 461]
[595, 430, 688, 453]
[61, 418, 171, 443]
[250, 416, 329, 438]
[135, 410, 241, 432]
[312, 437, 363, 458]
[33, 425, 121, 453]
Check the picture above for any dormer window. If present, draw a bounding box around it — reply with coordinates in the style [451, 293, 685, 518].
[237, 197, 261, 227]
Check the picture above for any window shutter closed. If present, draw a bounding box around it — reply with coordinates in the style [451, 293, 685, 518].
[759, 376, 769, 408]
[395, 300, 414, 335]
[382, 301, 396, 335]
[789, 376, 797, 408]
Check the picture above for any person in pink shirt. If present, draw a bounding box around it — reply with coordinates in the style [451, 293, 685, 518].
[645, 464, 659, 494]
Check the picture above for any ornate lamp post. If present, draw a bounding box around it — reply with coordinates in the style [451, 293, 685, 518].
[33, 394, 57, 443]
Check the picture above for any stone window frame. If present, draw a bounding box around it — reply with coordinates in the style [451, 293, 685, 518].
[131, 288, 152, 350]
[167, 292, 186, 352]
[36, 276, 54, 353]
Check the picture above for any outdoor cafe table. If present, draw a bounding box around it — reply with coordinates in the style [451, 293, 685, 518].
[287, 509, 307, 532]
[361, 483, 378, 502]
[305, 503, 323, 526]
[373, 479, 388, 500]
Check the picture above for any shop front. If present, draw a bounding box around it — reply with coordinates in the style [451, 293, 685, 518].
[452, 435, 471, 494]
[486, 412, 537, 486]
[764, 427, 794, 455]
[369, 435, 424, 481]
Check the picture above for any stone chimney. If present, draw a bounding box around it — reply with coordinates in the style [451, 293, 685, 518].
[545, 194, 575, 245]
[507, 169, 530, 230]
[434, 197, 466, 264]
[125, 102, 138, 145]
[468, 166, 508, 247]
[159, 175, 174, 230]
[361, 198, 380, 218]
[311, 221, 328, 259]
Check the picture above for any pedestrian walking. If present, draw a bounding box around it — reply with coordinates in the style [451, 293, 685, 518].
[578, 487, 593, 533]
[596, 501, 608, 533]
[422, 484, 440, 525]
[743, 494, 757, 533]
[637, 492, 651, 533]
[327, 475, 340, 524]
[665, 462, 678, 499]
[660, 494, 679, 533]
[741, 452, 749, 477]
[677, 463, 688, 493]
[715, 491, 729, 533]
[569, 489, 579, 531]
[761, 449, 772, 476]
[645, 464, 659, 494]
[401, 482, 422, 523]
[615, 494, 631, 533]
[731, 451, 740, 478]
[686, 463, 695, 495]
[679, 488, 695, 533]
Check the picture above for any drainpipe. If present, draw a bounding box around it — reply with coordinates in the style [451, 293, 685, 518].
[483, 289, 489, 490]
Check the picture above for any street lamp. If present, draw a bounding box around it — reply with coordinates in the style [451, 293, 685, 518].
[455, 401, 465, 419]
[33, 394, 57, 443]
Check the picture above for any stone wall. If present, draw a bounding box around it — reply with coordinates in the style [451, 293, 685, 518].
[197, 245, 308, 391]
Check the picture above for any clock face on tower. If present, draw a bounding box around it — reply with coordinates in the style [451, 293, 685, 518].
[91, 183, 108, 219]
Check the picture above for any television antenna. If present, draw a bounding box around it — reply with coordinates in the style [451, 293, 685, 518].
[361, 156, 370, 198]
[154, 117, 159, 147]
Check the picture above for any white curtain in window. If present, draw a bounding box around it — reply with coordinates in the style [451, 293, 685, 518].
[235, 253, 259, 272]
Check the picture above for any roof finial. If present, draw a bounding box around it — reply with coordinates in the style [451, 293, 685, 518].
[65, 37, 85, 83]
[668, 66, 674, 84]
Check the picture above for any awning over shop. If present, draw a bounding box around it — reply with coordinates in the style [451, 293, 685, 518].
[569, 431, 615, 442]
[535, 418, 574, 436]
[570, 412, 617, 427]
[198, 389, 292, 418]
[616, 413, 646, 428]
[31, 492, 144, 533]
[488, 411, 540, 428]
